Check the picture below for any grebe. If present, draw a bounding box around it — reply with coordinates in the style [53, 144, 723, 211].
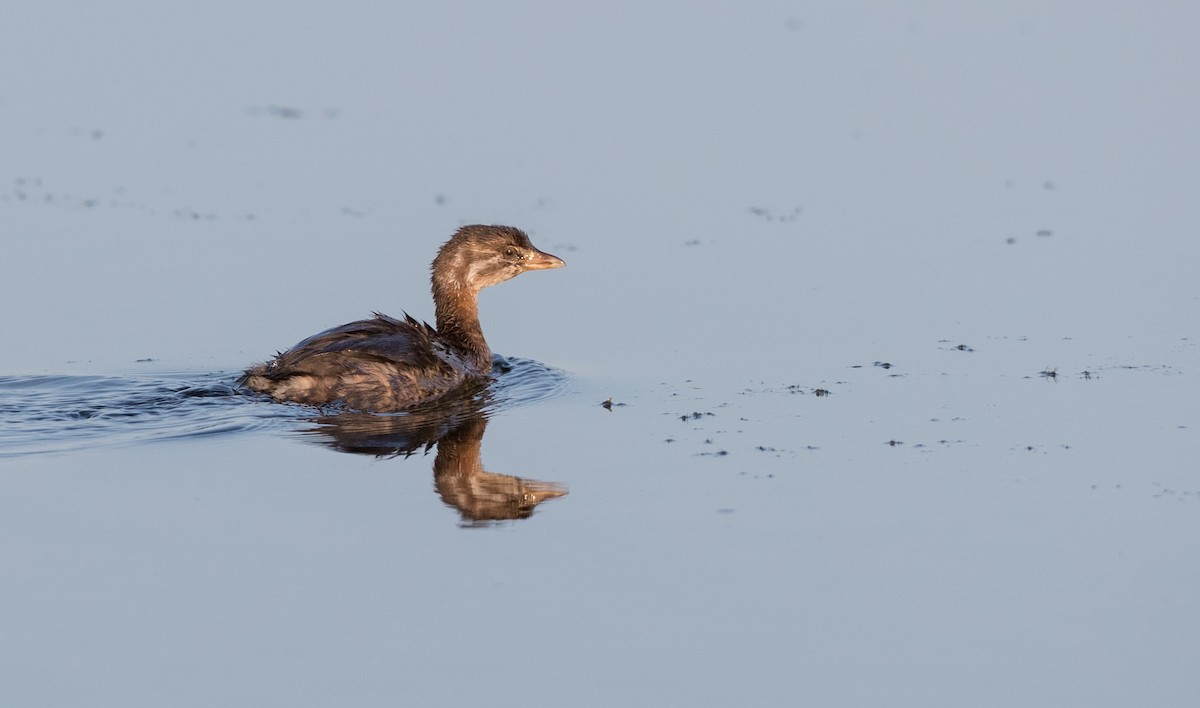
[239, 225, 563, 411]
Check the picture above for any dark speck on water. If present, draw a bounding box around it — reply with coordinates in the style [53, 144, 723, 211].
[600, 397, 626, 411]
[267, 105, 302, 119]
[748, 205, 802, 222]
[784, 383, 833, 396]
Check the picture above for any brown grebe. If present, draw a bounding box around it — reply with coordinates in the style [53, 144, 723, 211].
[239, 225, 564, 411]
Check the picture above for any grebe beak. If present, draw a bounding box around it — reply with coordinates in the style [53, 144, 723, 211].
[521, 480, 569, 502]
[524, 249, 565, 270]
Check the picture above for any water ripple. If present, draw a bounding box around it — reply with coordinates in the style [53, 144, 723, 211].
[0, 358, 568, 458]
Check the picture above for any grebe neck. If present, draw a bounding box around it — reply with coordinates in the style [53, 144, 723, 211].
[433, 283, 491, 369]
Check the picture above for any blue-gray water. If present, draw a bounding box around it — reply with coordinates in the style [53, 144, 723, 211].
[2, 3, 1198, 707]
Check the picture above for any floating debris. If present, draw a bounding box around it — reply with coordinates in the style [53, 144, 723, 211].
[784, 384, 832, 396]
[747, 205, 803, 223]
[267, 105, 302, 119]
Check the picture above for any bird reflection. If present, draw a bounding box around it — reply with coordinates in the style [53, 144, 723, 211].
[298, 387, 566, 525]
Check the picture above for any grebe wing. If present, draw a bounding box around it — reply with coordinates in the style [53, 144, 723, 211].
[266, 312, 451, 372]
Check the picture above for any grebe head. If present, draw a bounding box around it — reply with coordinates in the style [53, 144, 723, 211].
[432, 225, 564, 293]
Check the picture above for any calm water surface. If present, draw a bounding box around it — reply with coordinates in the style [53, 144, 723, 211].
[2, 3, 1199, 707]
